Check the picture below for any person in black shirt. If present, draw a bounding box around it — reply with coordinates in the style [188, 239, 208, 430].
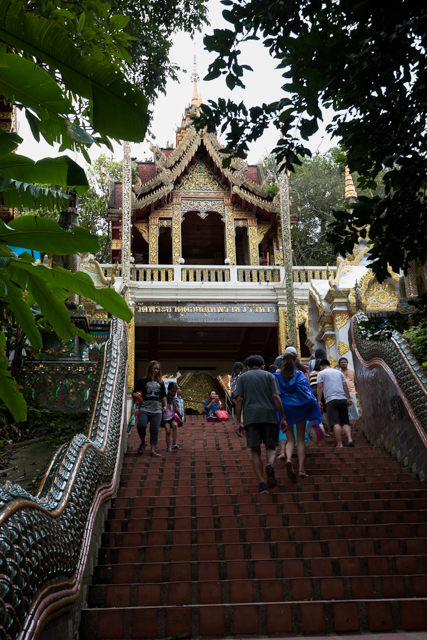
[133, 360, 167, 457]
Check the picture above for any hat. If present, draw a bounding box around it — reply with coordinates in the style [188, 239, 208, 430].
[284, 346, 297, 355]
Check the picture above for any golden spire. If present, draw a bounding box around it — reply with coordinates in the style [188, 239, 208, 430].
[345, 166, 357, 203]
[190, 55, 200, 106]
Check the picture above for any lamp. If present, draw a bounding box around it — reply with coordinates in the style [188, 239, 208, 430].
[224, 258, 231, 265]
[178, 257, 185, 264]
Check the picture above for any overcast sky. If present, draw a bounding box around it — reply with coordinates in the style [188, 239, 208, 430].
[17, 0, 334, 167]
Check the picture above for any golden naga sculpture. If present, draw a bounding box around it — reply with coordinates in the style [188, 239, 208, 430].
[87, 257, 120, 287]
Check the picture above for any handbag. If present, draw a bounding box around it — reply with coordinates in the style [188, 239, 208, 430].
[172, 411, 183, 424]
[216, 410, 228, 421]
[127, 402, 138, 433]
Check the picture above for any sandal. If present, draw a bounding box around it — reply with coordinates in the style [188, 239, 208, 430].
[150, 451, 161, 457]
[298, 470, 309, 478]
[137, 443, 146, 455]
[285, 460, 297, 483]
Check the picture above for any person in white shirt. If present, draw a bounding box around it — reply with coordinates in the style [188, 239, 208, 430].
[316, 359, 354, 449]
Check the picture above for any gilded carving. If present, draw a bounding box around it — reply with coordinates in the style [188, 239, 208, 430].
[225, 203, 236, 264]
[149, 219, 159, 264]
[329, 355, 338, 369]
[181, 199, 225, 219]
[172, 203, 181, 264]
[338, 340, 350, 356]
[257, 224, 271, 245]
[176, 156, 227, 192]
[111, 239, 122, 250]
[358, 269, 400, 311]
[278, 308, 288, 354]
[248, 222, 259, 266]
[127, 313, 135, 391]
[324, 334, 336, 349]
[334, 311, 350, 330]
[134, 222, 149, 243]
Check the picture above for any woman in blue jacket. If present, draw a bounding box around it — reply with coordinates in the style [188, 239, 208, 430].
[274, 352, 322, 480]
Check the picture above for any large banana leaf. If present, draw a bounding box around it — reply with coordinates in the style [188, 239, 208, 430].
[0, 154, 88, 192]
[10, 260, 133, 322]
[0, 271, 43, 349]
[0, 179, 70, 210]
[0, 52, 72, 116]
[24, 269, 76, 341]
[0, 331, 27, 422]
[0, 129, 23, 159]
[0, 216, 100, 255]
[0, 1, 149, 141]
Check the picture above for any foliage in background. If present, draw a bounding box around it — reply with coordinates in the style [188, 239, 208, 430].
[28, 0, 209, 106]
[403, 324, 427, 370]
[77, 155, 122, 261]
[196, 0, 427, 287]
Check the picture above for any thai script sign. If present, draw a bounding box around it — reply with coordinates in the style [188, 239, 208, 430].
[135, 302, 278, 323]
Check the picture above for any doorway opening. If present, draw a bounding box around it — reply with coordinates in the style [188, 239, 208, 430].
[235, 226, 249, 265]
[158, 227, 172, 264]
[181, 211, 225, 265]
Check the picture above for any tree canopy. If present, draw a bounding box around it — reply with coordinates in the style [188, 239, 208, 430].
[197, 0, 427, 283]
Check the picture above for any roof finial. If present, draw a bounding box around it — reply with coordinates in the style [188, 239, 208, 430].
[345, 166, 357, 203]
[190, 55, 200, 106]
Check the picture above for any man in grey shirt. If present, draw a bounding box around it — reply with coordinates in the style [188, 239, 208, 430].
[317, 359, 354, 449]
[235, 354, 287, 494]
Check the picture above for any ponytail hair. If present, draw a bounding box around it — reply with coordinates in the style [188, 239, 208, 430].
[280, 352, 297, 381]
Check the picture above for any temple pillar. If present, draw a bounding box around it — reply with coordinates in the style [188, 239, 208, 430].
[127, 314, 135, 390]
[172, 200, 181, 264]
[278, 171, 297, 347]
[248, 218, 259, 266]
[225, 201, 236, 264]
[278, 307, 288, 354]
[149, 217, 159, 264]
[274, 226, 283, 266]
[121, 141, 132, 288]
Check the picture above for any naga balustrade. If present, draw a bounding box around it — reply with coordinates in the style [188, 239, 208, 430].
[351, 310, 427, 478]
[0, 317, 128, 640]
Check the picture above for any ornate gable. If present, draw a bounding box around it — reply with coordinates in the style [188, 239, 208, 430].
[175, 156, 228, 193]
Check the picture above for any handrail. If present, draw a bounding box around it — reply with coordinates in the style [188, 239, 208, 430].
[0, 317, 128, 640]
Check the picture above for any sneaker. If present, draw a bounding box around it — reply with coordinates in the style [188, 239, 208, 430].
[172, 443, 179, 450]
[265, 462, 277, 489]
[165, 447, 172, 452]
[258, 481, 269, 494]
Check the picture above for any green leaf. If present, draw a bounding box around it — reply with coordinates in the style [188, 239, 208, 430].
[0, 331, 27, 422]
[0, 129, 23, 159]
[10, 260, 132, 321]
[0, 179, 70, 210]
[0, 216, 100, 254]
[0, 2, 149, 141]
[25, 270, 76, 340]
[68, 121, 94, 145]
[0, 154, 89, 190]
[0, 53, 72, 116]
[110, 14, 129, 30]
[1, 272, 43, 348]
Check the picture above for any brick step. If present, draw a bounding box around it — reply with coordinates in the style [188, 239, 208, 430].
[105, 510, 425, 531]
[120, 474, 414, 488]
[98, 538, 427, 563]
[80, 598, 427, 638]
[117, 483, 424, 498]
[88, 575, 427, 608]
[93, 556, 427, 584]
[111, 492, 427, 509]
[103, 517, 427, 539]
[122, 460, 406, 472]
[108, 501, 427, 520]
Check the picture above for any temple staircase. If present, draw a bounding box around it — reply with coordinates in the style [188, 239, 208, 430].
[81, 415, 427, 638]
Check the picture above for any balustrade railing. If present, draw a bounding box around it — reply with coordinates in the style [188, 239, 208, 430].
[292, 266, 336, 283]
[93, 264, 336, 285]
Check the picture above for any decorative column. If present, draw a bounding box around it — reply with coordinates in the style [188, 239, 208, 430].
[122, 141, 132, 289]
[248, 218, 259, 266]
[172, 199, 181, 264]
[278, 308, 288, 354]
[225, 200, 236, 264]
[122, 140, 134, 390]
[278, 171, 297, 347]
[149, 217, 159, 264]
